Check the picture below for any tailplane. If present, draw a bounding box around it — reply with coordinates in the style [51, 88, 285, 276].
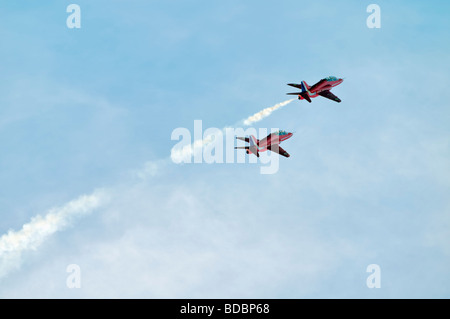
[287, 81, 312, 102]
[235, 136, 260, 157]
[300, 92, 311, 103]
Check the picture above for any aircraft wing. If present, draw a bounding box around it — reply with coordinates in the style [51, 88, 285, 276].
[267, 145, 290, 158]
[257, 134, 270, 147]
[309, 79, 326, 92]
[318, 90, 341, 103]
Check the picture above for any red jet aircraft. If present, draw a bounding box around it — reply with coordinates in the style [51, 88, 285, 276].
[287, 76, 343, 103]
[235, 130, 293, 158]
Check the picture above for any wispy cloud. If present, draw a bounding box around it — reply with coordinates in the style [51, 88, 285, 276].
[1, 99, 290, 279]
[0, 190, 109, 279]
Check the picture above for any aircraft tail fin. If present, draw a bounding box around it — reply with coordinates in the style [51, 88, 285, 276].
[300, 81, 310, 93]
[287, 81, 312, 102]
[235, 136, 259, 157]
[249, 135, 259, 148]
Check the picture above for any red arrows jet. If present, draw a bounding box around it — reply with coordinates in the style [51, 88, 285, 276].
[287, 76, 343, 103]
[235, 130, 293, 158]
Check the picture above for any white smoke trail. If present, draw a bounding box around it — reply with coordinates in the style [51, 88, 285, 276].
[0, 189, 109, 279]
[243, 98, 294, 126]
[171, 133, 215, 164]
[171, 99, 295, 163]
[0, 99, 292, 279]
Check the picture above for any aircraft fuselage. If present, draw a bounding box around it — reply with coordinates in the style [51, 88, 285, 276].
[247, 132, 293, 154]
[287, 76, 344, 103]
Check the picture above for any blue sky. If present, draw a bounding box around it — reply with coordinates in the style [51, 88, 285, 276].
[0, 0, 449, 298]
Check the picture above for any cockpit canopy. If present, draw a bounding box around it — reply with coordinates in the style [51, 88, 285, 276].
[325, 76, 338, 81]
[275, 130, 289, 136]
